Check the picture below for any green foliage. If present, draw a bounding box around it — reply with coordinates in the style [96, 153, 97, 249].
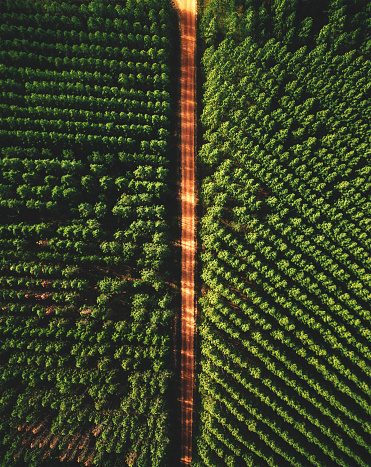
[0, 0, 176, 465]
[197, 1, 371, 466]
[199, 0, 371, 54]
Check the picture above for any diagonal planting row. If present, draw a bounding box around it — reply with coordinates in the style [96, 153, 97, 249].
[196, 2, 371, 464]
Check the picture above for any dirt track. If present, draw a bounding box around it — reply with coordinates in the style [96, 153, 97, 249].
[173, 0, 196, 464]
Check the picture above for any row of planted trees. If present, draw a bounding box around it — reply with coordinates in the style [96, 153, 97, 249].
[0, 4, 172, 156]
[195, 0, 371, 466]
[0, 0, 177, 465]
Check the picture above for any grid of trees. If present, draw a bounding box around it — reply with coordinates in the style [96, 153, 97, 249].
[0, 0, 176, 465]
[196, 0, 371, 465]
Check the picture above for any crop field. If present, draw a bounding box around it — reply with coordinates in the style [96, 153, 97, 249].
[195, 0, 371, 466]
[0, 0, 176, 465]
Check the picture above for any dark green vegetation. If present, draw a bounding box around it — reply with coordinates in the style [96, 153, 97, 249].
[0, 0, 177, 465]
[196, 0, 371, 465]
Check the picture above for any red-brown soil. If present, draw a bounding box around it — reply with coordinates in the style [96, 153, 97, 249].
[173, 0, 196, 464]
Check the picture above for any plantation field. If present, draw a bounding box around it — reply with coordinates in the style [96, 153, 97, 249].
[196, 0, 371, 466]
[0, 0, 177, 465]
[2, 0, 371, 465]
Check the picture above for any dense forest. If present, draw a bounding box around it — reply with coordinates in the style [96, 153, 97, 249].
[0, 0, 177, 465]
[1, 0, 371, 466]
[196, 0, 371, 466]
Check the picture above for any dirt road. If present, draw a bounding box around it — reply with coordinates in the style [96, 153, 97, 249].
[173, 0, 196, 464]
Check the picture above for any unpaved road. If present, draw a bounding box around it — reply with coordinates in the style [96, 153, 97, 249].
[173, 0, 196, 465]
